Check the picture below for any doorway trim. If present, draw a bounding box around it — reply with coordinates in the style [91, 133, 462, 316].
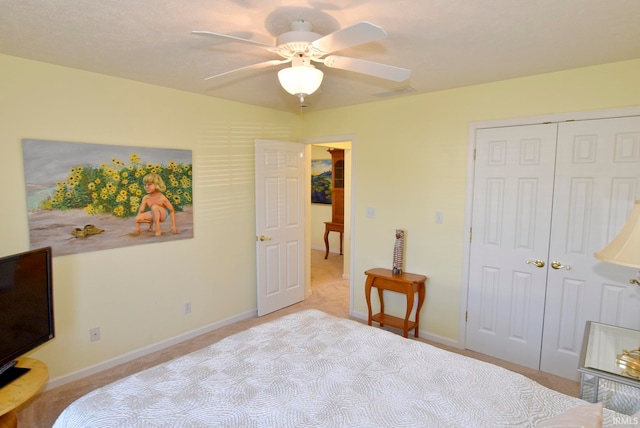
[303, 134, 356, 317]
[460, 105, 640, 349]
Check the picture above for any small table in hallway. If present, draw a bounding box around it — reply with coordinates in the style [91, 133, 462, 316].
[365, 268, 427, 338]
[323, 222, 343, 259]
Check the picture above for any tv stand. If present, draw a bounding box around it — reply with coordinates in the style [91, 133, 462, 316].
[0, 362, 30, 389]
[0, 358, 48, 428]
[0, 360, 17, 375]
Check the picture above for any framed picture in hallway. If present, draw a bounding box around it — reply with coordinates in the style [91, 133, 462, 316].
[311, 159, 332, 204]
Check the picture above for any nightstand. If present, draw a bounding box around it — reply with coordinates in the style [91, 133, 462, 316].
[579, 321, 640, 415]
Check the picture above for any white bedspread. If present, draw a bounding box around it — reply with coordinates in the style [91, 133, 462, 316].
[53, 309, 622, 427]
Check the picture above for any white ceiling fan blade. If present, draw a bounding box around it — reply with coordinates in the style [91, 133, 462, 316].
[323, 55, 411, 82]
[204, 59, 290, 81]
[191, 31, 274, 48]
[311, 21, 387, 54]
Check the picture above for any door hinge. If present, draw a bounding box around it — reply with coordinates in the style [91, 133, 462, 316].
[469, 227, 472, 243]
[465, 311, 468, 322]
[473, 148, 476, 160]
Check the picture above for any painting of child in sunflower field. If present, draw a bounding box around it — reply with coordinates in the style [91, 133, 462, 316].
[22, 139, 193, 256]
[132, 173, 179, 237]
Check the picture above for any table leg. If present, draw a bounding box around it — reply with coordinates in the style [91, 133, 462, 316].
[324, 226, 330, 259]
[404, 289, 415, 338]
[0, 411, 17, 428]
[365, 276, 374, 326]
[377, 288, 385, 327]
[414, 283, 426, 338]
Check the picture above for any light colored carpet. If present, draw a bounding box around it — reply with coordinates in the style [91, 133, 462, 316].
[16, 250, 579, 427]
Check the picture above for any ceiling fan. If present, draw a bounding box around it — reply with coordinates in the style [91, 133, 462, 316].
[192, 20, 411, 104]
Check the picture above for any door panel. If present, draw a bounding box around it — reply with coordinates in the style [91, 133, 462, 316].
[255, 140, 305, 316]
[466, 123, 558, 369]
[541, 116, 640, 378]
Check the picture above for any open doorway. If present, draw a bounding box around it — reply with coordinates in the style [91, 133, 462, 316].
[309, 142, 351, 301]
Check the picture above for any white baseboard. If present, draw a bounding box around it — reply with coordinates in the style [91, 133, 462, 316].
[45, 309, 257, 390]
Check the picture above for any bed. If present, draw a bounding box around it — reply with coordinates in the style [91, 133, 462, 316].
[54, 309, 632, 427]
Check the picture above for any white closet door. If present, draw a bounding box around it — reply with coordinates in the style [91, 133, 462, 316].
[541, 116, 640, 379]
[466, 123, 558, 369]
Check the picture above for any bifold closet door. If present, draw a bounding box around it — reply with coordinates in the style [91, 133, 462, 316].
[540, 116, 640, 379]
[466, 123, 558, 370]
[467, 115, 640, 380]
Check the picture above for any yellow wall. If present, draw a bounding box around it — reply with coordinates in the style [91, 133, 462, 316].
[2, 52, 640, 384]
[0, 54, 297, 382]
[302, 59, 640, 342]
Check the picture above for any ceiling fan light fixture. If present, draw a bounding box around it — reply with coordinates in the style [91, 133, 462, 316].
[277, 65, 324, 97]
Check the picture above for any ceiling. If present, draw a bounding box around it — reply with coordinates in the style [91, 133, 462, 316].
[2, 0, 639, 112]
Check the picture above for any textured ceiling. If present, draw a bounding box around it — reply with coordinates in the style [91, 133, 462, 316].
[1, 0, 639, 112]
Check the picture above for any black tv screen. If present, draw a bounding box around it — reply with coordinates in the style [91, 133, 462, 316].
[0, 246, 54, 384]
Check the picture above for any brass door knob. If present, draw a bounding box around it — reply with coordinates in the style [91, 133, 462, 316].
[258, 235, 272, 241]
[526, 259, 545, 268]
[551, 261, 571, 270]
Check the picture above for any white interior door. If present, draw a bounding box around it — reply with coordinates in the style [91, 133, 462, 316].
[540, 116, 640, 378]
[466, 123, 558, 369]
[255, 139, 305, 316]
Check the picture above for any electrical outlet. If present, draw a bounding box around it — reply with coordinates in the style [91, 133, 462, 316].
[89, 327, 100, 342]
[435, 211, 444, 224]
[184, 301, 192, 314]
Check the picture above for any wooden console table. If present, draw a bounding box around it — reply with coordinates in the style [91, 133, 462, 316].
[0, 358, 48, 428]
[365, 268, 427, 338]
[323, 221, 343, 259]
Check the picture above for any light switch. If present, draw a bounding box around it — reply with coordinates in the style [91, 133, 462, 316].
[435, 211, 444, 224]
[366, 207, 376, 218]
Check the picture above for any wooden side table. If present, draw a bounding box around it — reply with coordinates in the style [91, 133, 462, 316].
[365, 268, 427, 338]
[323, 221, 344, 259]
[0, 358, 48, 428]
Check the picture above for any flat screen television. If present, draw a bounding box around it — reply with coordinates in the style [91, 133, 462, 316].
[0, 246, 54, 388]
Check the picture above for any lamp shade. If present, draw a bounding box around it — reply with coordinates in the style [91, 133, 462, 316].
[277, 65, 323, 96]
[594, 200, 640, 268]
